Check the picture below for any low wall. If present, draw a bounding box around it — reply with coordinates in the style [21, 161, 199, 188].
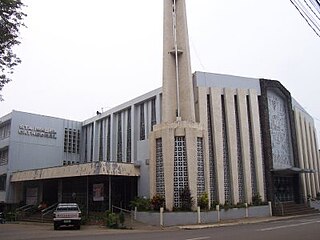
[136, 204, 271, 227]
[310, 200, 320, 210]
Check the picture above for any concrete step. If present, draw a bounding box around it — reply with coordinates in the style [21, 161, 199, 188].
[273, 202, 319, 216]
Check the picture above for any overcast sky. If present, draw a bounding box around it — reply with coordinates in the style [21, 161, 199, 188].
[1, 0, 320, 138]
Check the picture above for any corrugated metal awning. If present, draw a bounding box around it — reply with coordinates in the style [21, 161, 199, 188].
[11, 162, 140, 182]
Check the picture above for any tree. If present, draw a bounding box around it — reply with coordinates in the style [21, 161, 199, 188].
[0, 0, 26, 100]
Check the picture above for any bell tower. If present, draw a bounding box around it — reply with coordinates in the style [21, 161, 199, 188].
[162, 0, 195, 123]
[150, 0, 209, 211]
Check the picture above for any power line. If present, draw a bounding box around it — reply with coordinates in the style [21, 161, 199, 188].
[292, 0, 320, 32]
[290, 0, 320, 37]
[304, 0, 320, 21]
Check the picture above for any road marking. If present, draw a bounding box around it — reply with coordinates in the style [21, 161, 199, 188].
[259, 220, 320, 232]
[186, 237, 211, 240]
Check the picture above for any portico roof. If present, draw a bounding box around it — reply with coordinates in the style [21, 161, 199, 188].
[11, 162, 140, 182]
[271, 167, 315, 174]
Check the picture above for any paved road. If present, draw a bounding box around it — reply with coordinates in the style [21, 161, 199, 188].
[1, 214, 320, 240]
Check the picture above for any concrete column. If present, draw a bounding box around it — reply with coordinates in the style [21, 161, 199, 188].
[224, 89, 239, 204]
[237, 89, 252, 203]
[310, 126, 320, 194]
[149, 131, 157, 198]
[305, 121, 316, 197]
[248, 89, 265, 201]
[156, 94, 161, 123]
[162, 127, 175, 211]
[300, 114, 312, 197]
[294, 109, 307, 200]
[210, 88, 225, 204]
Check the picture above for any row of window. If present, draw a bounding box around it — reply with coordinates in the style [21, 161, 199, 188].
[63, 160, 78, 166]
[84, 99, 157, 162]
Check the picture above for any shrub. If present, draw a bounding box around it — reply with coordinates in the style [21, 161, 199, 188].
[252, 194, 263, 206]
[179, 186, 193, 211]
[211, 200, 220, 210]
[236, 202, 247, 208]
[222, 202, 233, 211]
[151, 194, 165, 211]
[104, 211, 118, 229]
[129, 196, 151, 211]
[119, 211, 125, 228]
[198, 193, 209, 210]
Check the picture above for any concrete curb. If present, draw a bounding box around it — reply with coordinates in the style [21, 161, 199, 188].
[178, 213, 320, 230]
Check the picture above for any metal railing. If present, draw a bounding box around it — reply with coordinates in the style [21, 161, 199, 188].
[111, 205, 133, 227]
[15, 204, 35, 220]
[16, 204, 34, 212]
[41, 202, 58, 222]
[111, 205, 131, 214]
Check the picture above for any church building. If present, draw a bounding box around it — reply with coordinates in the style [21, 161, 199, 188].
[0, 0, 319, 213]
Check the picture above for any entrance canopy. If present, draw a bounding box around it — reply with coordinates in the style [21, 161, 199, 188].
[11, 162, 140, 182]
[271, 167, 315, 175]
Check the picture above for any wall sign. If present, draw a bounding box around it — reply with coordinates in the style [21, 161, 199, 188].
[93, 183, 104, 201]
[18, 124, 57, 139]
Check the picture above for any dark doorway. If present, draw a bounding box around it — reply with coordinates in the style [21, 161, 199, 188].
[43, 180, 58, 205]
[274, 176, 295, 202]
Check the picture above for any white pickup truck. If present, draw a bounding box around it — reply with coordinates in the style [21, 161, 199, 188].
[53, 203, 81, 230]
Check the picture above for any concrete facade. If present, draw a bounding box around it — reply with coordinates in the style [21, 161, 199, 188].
[0, 111, 81, 203]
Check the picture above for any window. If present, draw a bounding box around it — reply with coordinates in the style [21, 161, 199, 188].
[151, 98, 157, 130]
[64, 128, 80, 154]
[0, 174, 6, 191]
[117, 113, 122, 162]
[0, 121, 11, 140]
[0, 148, 8, 166]
[156, 138, 165, 198]
[173, 136, 188, 208]
[99, 121, 104, 161]
[126, 108, 132, 163]
[106, 117, 111, 162]
[140, 104, 145, 140]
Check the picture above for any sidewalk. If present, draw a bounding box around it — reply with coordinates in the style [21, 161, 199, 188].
[10, 213, 320, 232]
[178, 213, 320, 230]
